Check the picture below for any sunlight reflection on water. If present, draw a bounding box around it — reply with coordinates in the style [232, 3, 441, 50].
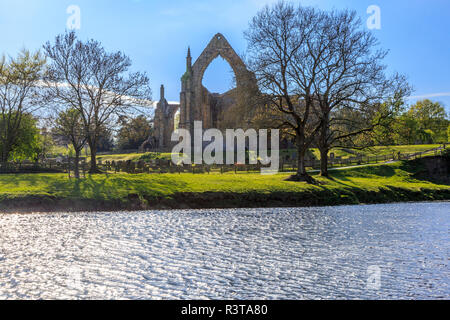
[0, 202, 448, 300]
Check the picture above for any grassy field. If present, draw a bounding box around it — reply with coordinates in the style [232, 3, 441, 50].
[96, 152, 173, 162]
[0, 157, 448, 212]
[92, 144, 443, 163]
[307, 144, 442, 160]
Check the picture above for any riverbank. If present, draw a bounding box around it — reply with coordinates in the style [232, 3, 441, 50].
[0, 158, 449, 213]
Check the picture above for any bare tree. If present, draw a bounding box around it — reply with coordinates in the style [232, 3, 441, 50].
[245, 2, 324, 182]
[246, 2, 411, 180]
[54, 108, 87, 178]
[308, 10, 411, 176]
[43, 32, 152, 173]
[0, 49, 45, 164]
[315, 92, 409, 176]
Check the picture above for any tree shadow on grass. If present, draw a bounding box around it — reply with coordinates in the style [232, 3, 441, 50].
[45, 175, 107, 199]
[0, 173, 44, 185]
[332, 164, 397, 180]
[46, 174, 191, 200]
[399, 158, 450, 186]
[320, 163, 406, 189]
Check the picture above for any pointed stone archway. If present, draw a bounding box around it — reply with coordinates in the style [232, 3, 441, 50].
[146, 33, 257, 151]
[179, 33, 257, 133]
[192, 33, 254, 97]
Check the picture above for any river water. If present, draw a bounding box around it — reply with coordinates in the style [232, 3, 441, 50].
[0, 202, 448, 300]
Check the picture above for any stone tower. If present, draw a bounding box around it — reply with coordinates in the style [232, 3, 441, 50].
[144, 33, 257, 151]
[152, 85, 180, 150]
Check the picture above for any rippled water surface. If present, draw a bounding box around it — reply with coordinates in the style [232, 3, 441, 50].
[0, 202, 449, 299]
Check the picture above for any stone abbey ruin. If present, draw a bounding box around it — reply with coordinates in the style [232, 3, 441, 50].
[142, 33, 257, 151]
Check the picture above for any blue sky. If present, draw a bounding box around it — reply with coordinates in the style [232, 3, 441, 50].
[0, 0, 449, 112]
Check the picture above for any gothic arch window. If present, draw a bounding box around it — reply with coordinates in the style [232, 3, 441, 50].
[192, 33, 253, 94]
[202, 56, 236, 93]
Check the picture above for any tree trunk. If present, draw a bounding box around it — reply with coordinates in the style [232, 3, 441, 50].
[74, 149, 81, 179]
[1, 144, 11, 173]
[89, 148, 98, 173]
[1, 145, 11, 163]
[287, 138, 316, 184]
[319, 111, 330, 177]
[0, 161, 6, 173]
[88, 139, 101, 174]
[297, 144, 307, 176]
[319, 147, 329, 177]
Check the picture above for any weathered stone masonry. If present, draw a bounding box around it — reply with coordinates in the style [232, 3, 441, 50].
[145, 33, 256, 151]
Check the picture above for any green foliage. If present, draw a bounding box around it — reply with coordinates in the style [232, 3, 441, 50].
[0, 49, 46, 84]
[96, 152, 173, 162]
[96, 126, 114, 152]
[0, 49, 45, 162]
[33, 130, 56, 161]
[282, 144, 441, 161]
[376, 99, 449, 145]
[48, 145, 72, 157]
[2, 113, 40, 162]
[447, 124, 450, 143]
[371, 98, 407, 145]
[116, 115, 152, 151]
[53, 108, 86, 152]
[408, 99, 448, 143]
[138, 152, 172, 161]
[44, 31, 151, 173]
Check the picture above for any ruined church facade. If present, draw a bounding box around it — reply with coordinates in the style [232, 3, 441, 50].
[144, 33, 257, 151]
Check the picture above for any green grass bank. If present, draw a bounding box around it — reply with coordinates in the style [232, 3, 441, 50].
[0, 157, 449, 213]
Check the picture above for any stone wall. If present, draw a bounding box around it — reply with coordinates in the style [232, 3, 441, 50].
[149, 33, 258, 150]
[180, 33, 257, 133]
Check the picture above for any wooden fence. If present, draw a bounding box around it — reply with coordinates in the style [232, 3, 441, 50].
[0, 160, 70, 174]
[92, 145, 448, 175]
[0, 145, 447, 175]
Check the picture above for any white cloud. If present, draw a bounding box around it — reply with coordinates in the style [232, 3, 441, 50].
[408, 92, 450, 100]
[151, 101, 179, 108]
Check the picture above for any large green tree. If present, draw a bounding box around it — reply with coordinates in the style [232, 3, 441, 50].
[373, 100, 449, 145]
[0, 49, 45, 163]
[54, 108, 87, 178]
[2, 113, 41, 162]
[407, 99, 448, 143]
